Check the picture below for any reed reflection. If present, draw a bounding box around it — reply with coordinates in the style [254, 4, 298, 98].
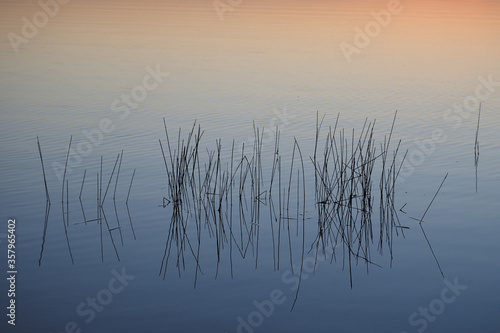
[158, 113, 410, 305]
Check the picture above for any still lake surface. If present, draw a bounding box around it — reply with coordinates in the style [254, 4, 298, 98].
[1, 1, 499, 332]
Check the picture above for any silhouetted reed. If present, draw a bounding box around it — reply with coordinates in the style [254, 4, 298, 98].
[474, 104, 481, 192]
[61, 136, 74, 264]
[37, 144, 136, 265]
[414, 173, 448, 278]
[158, 113, 407, 296]
[37, 136, 51, 266]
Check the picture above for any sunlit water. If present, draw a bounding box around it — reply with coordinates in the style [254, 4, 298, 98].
[1, 1, 499, 332]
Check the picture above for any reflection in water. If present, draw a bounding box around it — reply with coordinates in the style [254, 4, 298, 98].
[37, 114, 456, 310]
[474, 104, 481, 193]
[37, 136, 52, 266]
[13, 1, 499, 329]
[157, 113, 411, 306]
[39, 200, 51, 267]
[311, 112, 405, 288]
[36, 113, 452, 305]
[412, 173, 448, 279]
[61, 136, 74, 264]
[37, 141, 136, 266]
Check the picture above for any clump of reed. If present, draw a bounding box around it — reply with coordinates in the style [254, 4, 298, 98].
[158, 112, 407, 294]
[37, 138, 136, 266]
[309, 111, 406, 288]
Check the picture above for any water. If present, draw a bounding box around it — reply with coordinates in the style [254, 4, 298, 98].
[1, 1, 499, 332]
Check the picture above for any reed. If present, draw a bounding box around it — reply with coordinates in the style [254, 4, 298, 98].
[39, 150, 135, 264]
[99, 157, 103, 262]
[126, 202, 136, 240]
[38, 112, 412, 297]
[66, 180, 69, 225]
[157, 113, 405, 292]
[114, 151, 125, 244]
[61, 136, 74, 265]
[36, 136, 51, 266]
[36, 142, 133, 267]
[114, 150, 124, 200]
[101, 153, 124, 246]
[38, 200, 51, 266]
[416, 173, 448, 278]
[79, 170, 87, 224]
[126, 169, 136, 205]
[474, 104, 481, 192]
[36, 136, 51, 204]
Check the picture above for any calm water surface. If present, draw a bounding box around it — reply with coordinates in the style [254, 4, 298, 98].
[1, 1, 499, 332]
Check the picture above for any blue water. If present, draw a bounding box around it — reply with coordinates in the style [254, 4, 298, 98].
[1, 1, 500, 332]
